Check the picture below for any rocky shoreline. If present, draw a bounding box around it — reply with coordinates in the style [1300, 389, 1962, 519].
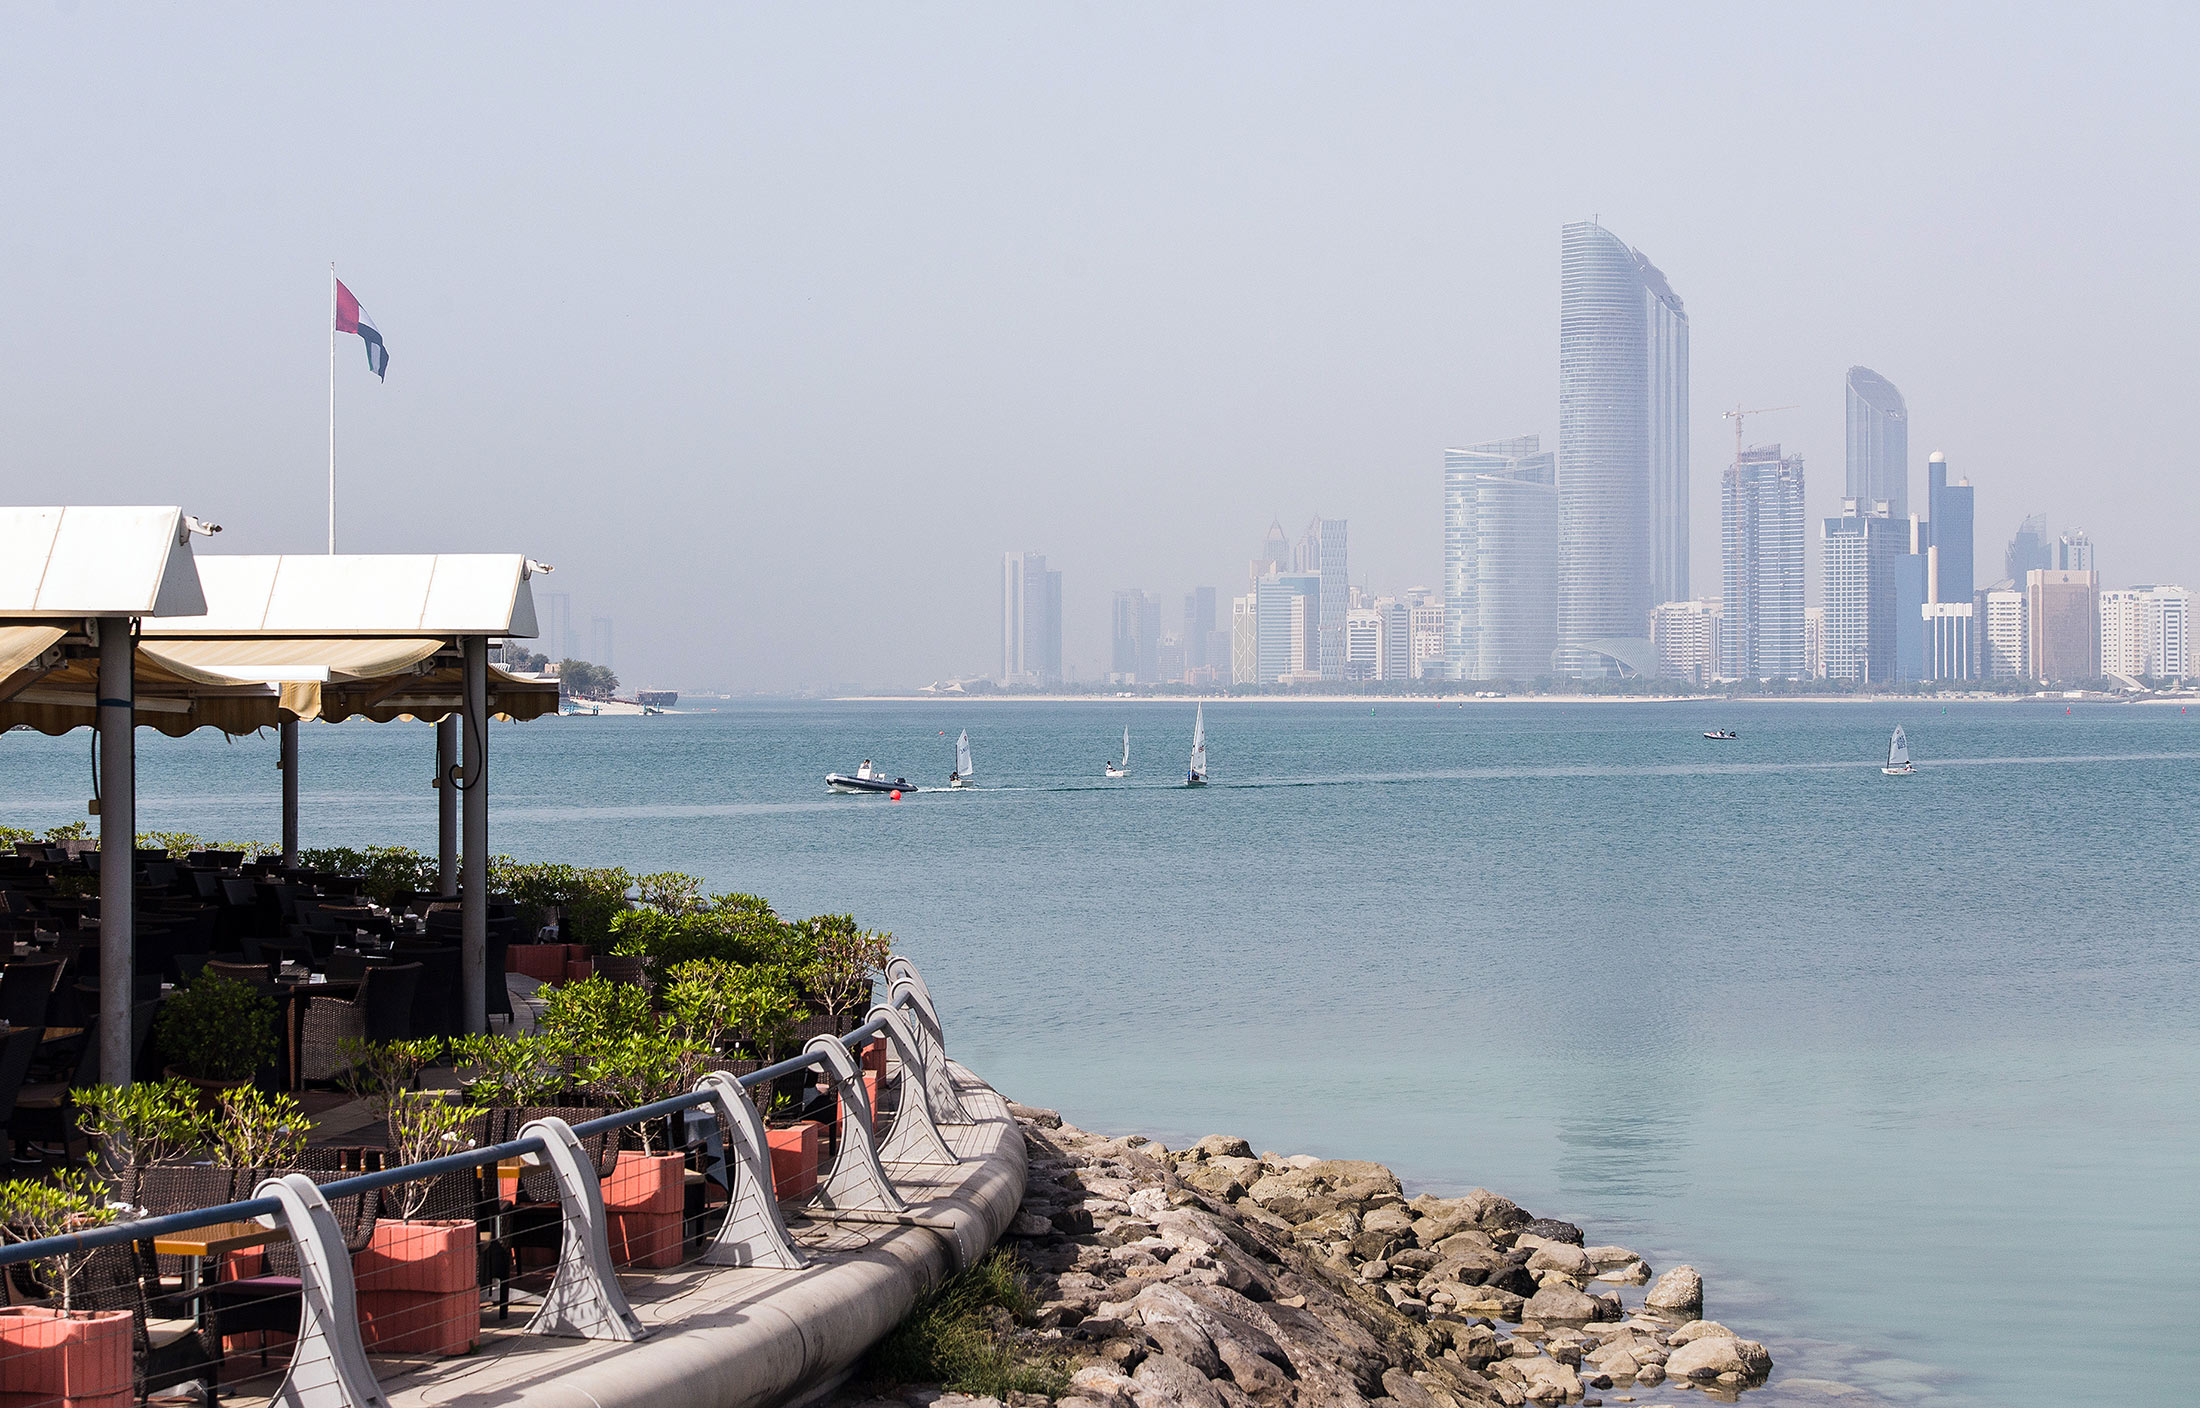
[837, 1106, 1774, 1408]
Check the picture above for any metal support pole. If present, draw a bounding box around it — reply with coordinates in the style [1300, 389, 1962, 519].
[460, 635, 488, 1034]
[435, 715, 458, 897]
[280, 717, 300, 868]
[96, 618, 134, 1087]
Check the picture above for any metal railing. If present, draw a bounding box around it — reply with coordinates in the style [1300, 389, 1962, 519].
[0, 955, 963, 1408]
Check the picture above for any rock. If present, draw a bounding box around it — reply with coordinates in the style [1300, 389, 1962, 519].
[1483, 1264, 1539, 1298]
[1008, 1103, 1063, 1127]
[1664, 1336, 1770, 1383]
[1180, 1164, 1250, 1201]
[1581, 1246, 1638, 1272]
[1518, 1218, 1582, 1246]
[1380, 1368, 1441, 1408]
[1296, 1209, 1362, 1242]
[1444, 1284, 1526, 1320]
[1666, 1319, 1734, 1345]
[1012, 1211, 1056, 1237]
[1593, 1261, 1649, 1286]
[1096, 1339, 1148, 1371]
[1349, 1230, 1404, 1263]
[1144, 1319, 1223, 1377]
[1129, 1354, 1227, 1408]
[1457, 1190, 1529, 1231]
[1522, 1284, 1599, 1322]
[1524, 1243, 1592, 1277]
[1301, 1159, 1402, 1193]
[1633, 1364, 1664, 1387]
[1449, 1321, 1501, 1364]
[1498, 1355, 1582, 1404]
[1429, 1228, 1500, 1260]
[1361, 1204, 1417, 1236]
[1642, 1265, 1702, 1315]
[1193, 1135, 1255, 1160]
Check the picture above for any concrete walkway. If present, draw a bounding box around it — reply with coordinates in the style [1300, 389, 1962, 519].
[376, 1064, 1025, 1408]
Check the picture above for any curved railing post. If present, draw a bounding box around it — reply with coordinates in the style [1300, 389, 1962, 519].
[888, 975, 970, 1123]
[866, 1004, 961, 1167]
[694, 1071, 808, 1269]
[885, 955, 946, 1049]
[805, 1036, 906, 1214]
[255, 1172, 389, 1408]
[521, 1117, 648, 1341]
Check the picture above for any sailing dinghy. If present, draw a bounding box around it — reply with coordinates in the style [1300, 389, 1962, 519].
[1883, 725, 1915, 776]
[1186, 705, 1208, 786]
[950, 730, 974, 789]
[1105, 728, 1129, 778]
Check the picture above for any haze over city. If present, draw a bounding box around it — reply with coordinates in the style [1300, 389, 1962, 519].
[4, 4, 2195, 690]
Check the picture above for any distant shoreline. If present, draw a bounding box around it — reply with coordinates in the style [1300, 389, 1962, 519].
[822, 691, 2151, 705]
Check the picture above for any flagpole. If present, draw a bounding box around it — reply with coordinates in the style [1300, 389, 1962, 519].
[328, 261, 337, 554]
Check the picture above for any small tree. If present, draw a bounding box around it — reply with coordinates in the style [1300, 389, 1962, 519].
[450, 1032, 563, 1107]
[0, 1169, 121, 1310]
[384, 1091, 484, 1220]
[335, 1037, 445, 1123]
[804, 915, 893, 1021]
[154, 971, 278, 1083]
[210, 1088, 309, 1171]
[72, 1080, 206, 1172]
[575, 1028, 712, 1153]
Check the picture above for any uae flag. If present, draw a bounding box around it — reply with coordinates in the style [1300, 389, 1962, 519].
[334, 279, 389, 379]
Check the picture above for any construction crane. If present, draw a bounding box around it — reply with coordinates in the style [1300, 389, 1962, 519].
[1723, 405, 1798, 464]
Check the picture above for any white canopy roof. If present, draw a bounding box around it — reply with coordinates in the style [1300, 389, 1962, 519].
[143, 554, 542, 639]
[0, 506, 207, 619]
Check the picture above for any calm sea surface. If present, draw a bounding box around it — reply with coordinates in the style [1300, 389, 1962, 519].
[6, 700, 2196, 1407]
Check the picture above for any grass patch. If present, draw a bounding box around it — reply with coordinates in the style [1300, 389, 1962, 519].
[863, 1249, 1071, 1397]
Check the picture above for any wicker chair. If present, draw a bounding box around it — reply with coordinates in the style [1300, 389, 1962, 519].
[71, 1236, 222, 1400]
[201, 1169, 380, 1360]
[299, 963, 421, 1080]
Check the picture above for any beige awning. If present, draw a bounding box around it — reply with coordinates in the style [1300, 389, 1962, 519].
[139, 637, 445, 686]
[0, 626, 65, 688]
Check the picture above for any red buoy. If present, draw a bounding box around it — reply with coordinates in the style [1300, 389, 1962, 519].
[890, 789, 902, 801]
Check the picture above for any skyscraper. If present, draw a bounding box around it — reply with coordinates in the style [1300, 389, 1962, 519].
[1251, 519, 1292, 586]
[1845, 367, 1909, 518]
[1894, 514, 1929, 682]
[1720, 444, 1806, 680]
[1110, 589, 1161, 684]
[2005, 515, 2053, 583]
[2100, 586, 2193, 678]
[1926, 452, 1975, 606]
[2057, 530, 2096, 572]
[588, 617, 615, 670]
[1822, 503, 1901, 682]
[1183, 588, 1218, 671]
[1295, 518, 1348, 679]
[1981, 588, 2028, 679]
[2026, 570, 2099, 682]
[1000, 552, 1063, 685]
[1254, 572, 1319, 684]
[1446, 437, 1558, 681]
[1649, 600, 1720, 684]
[1230, 595, 1257, 685]
[1557, 221, 1688, 677]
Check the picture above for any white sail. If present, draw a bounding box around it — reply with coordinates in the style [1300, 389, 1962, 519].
[1120, 727, 1131, 768]
[1889, 726, 1909, 767]
[956, 729, 973, 777]
[1189, 704, 1206, 778]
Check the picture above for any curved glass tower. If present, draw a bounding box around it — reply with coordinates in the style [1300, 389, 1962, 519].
[1559, 222, 1687, 676]
[1845, 366, 1909, 517]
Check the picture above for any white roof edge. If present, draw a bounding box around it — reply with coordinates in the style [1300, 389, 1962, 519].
[0, 506, 207, 619]
[143, 554, 543, 638]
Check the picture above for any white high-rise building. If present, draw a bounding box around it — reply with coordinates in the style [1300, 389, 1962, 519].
[1650, 600, 1721, 684]
[1343, 609, 1382, 682]
[1001, 551, 1063, 685]
[1981, 587, 2028, 680]
[2101, 585, 2193, 679]
[1408, 604, 1447, 679]
[1230, 594, 1257, 685]
[1721, 445, 1806, 679]
[1923, 603, 1975, 681]
[1804, 607, 1826, 679]
[1445, 437, 1559, 682]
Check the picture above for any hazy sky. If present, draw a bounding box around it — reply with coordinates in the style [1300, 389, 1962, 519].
[5, 4, 2195, 690]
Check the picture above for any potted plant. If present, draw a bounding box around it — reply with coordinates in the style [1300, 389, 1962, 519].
[207, 1087, 308, 1172]
[352, 1090, 483, 1356]
[576, 1027, 711, 1267]
[153, 970, 277, 1101]
[334, 1037, 445, 1126]
[761, 1088, 823, 1203]
[801, 915, 892, 1034]
[0, 1171, 134, 1408]
[70, 1080, 206, 1174]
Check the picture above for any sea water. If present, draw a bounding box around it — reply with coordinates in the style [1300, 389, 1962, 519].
[5, 699, 2195, 1407]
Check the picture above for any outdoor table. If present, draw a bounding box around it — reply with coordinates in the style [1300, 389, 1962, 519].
[153, 1219, 285, 1318]
[36, 1026, 82, 1046]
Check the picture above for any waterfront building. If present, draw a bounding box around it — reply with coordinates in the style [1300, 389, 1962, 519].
[1000, 551, 1063, 685]
[1557, 220, 1688, 676]
[1294, 518, 1349, 679]
[1110, 588, 1162, 684]
[2100, 585, 2193, 679]
[1895, 514, 1930, 683]
[2057, 530, 2096, 573]
[1408, 602, 1447, 679]
[1373, 597, 1411, 681]
[1252, 518, 1292, 586]
[2026, 569, 2099, 683]
[1981, 586, 2028, 679]
[1822, 503, 1901, 683]
[1230, 594, 1257, 685]
[1183, 587, 1217, 672]
[1446, 437, 1559, 681]
[1845, 366, 1910, 519]
[1719, 444, 1806, 679]
[1286, 594, 1319, 678]
[1924, 603, 1976, 682]
[1255, 571, 1320, 684]
[1650, 600, 1721, 684]
[1804, 607, 1826, 679]
[1926, 453, 1975, 606]
[2005, 515, 2053, 583]
[1343, 609, 1382, 682]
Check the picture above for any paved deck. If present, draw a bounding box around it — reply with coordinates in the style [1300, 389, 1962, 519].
[372, 1064, 1025, 1408]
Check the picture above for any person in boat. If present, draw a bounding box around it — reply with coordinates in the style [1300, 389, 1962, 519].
[948, 771, 960, 785]
[857, 760, 873, 780]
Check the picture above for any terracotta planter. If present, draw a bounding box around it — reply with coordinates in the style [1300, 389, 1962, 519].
[505, 945, 566, 981]
[562, 957, 593, 984]
[766, 1122, 821, 1201]
[607, 1210, 685, 1269]
[353, 1219, 475, 1296]
[357, 1288, 479, 1356]
[860, 1038, 887, 1074]
[0, 1306, 133, 1408]
[601, 1151, 684, 1215]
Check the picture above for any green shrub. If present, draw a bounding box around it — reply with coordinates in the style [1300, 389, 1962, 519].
[0, 1169, 122, 1310]
[664, 959, 799, 1056]
[573, 1028, 713, 1151]
[450, 1032, 564, 1106]
[209, 1087, 308, 1170]
[863, 1250, 1066, 1396]
[491, 860, 633, 949]
[297, 845, 438, 906]
[154, 971, 278, 1082]
[539, 975, 654, 1066]
[802, 914, 893, 1020]
[71, 1080, 207, 1171]
[610, 893, 815, 977]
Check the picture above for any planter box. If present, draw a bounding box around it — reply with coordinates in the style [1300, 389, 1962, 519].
[505, 945, 566, 981]
[0, 1306, 132, 1408]
[563, 957, 594, 984]
[860, 1038, 886, 1074]
[357, 1288, 479, 1356]
[607, 1210, 685, 1269]
[353, 1219, 475, 1296]
[766, 1122, 820, 1201]
[601, 1151, 684, 1215]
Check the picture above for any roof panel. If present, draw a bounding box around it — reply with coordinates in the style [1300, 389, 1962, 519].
[0, 506, 205, 617]
[146, 554, 539, 637]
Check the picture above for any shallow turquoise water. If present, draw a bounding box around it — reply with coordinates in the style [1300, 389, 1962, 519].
[6, 700, 2196, 1407]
